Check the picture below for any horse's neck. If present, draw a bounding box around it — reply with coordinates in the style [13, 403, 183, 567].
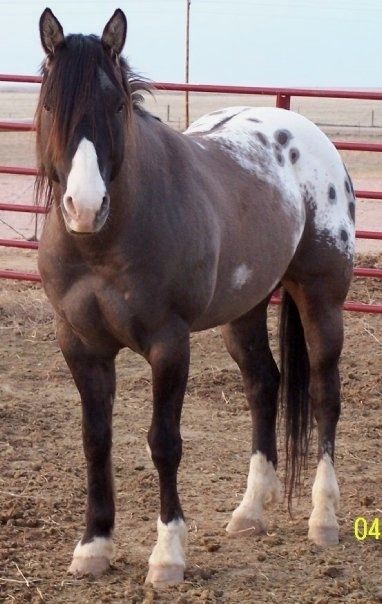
[122, 113, 187, 202]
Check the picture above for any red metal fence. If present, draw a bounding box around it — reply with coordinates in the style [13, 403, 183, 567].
[1, 74, 381, 313]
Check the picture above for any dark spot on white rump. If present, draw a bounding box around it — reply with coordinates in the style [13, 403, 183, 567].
[340, 229, 348, 242]
[275, 129, 292, 146]
[272, 142, 285, 166]
[348, 201, 355, 222]
[289, 148, 300, 164]
[255, 131, 269, 146]
[328, 185, 336, 203]
[276, 153, 284, 166]
[208, 114, 235, 133]
[343, 165, 355, 197]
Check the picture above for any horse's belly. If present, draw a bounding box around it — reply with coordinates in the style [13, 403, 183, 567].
[191, 279, 277, 331]
[190, 230, 298, 331]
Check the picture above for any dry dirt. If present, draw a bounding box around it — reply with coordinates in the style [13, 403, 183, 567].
[0, 255, 381, 604]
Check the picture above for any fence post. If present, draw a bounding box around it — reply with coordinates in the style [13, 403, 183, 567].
[276, 93, 291, 110]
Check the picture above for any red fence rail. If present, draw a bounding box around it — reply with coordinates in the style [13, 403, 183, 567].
[0, 75, 381, 313]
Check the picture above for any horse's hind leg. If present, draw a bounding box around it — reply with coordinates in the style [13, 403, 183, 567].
[283, 277, 345, 546]
[57, 319, 117, 577]
[222, 297, 282, 537]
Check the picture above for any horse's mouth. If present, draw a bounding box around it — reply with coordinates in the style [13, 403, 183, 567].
[67, 228, 95, 236]
[60, 202, 109, 235]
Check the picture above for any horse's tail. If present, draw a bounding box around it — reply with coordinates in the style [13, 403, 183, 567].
[279, 289, 311, 509]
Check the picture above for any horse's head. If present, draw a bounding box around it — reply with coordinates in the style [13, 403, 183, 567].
[36, 8, 133, 234]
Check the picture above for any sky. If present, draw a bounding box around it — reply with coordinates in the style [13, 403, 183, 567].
[0, 0, 381, 87]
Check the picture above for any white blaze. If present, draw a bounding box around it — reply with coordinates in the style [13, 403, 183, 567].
[63, 137, 106, 230]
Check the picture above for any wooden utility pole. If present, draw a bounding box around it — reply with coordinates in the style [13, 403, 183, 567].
[185, 0, 191, 128]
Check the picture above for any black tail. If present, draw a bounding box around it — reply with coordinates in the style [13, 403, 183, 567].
[279, 290, 311, 508]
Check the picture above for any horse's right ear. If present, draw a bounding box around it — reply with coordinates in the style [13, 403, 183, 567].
[101, 9, 127, 56]
[39, 8, 64, 55]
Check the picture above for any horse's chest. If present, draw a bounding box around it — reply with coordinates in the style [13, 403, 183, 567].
[59, 276, 142, 352]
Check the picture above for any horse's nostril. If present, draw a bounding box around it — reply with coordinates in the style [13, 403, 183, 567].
[100, 195, 110, 214]
[65, 195, 77, 217]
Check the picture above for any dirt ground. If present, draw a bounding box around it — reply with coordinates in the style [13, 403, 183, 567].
[0, 254, 381, 604]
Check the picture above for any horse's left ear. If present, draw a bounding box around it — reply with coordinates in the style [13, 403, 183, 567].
[39, 8, 64, 55]
[101, 9, 127, 56]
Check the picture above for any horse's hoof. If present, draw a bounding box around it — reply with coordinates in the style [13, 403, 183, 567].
[226, 515, 266, 537]
[68, 555, 110, 578]
[308, 526, 339, 547]
[145, 564, 184, 586]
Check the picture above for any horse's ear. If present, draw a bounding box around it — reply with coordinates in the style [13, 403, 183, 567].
[101, 9, 127, 56]
[39, 8, 64, 55]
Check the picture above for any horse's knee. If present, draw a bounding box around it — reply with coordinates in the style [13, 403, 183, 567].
[83, 422, 112, 462]
[148, 426, 182, 471]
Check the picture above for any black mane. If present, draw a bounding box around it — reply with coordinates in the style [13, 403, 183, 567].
[36, 33, 151, 156]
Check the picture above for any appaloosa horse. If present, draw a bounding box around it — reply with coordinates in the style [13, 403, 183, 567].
[36, 8, 355, 586]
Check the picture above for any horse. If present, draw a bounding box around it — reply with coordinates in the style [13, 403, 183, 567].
[35, 8, 355, 587]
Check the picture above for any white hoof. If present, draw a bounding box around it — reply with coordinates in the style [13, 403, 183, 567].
[226, 514, 266, 537]
[309, 454, 340, 547]
[147, 518, 186, 586]
[145, 564, 184, 586]
[68, 536, 113, 578]
[308, 525, 339, 547]
[226, 452, 281, 538]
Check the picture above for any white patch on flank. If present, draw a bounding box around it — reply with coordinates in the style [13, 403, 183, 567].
[228, 452, 281, 529]
[149, 517, 187, 568]
[309, 453, 340, 532]
[232, 263, 253, 289]
[63, 137, 106, 229]
[72, 536, 114, 562]
[185, 106, 355, 258]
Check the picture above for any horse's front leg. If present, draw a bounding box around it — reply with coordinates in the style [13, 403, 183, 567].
[57, 319, 117, 577]
[145, 320, 190, 587]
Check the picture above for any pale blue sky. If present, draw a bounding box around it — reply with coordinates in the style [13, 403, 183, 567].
[0, 0, 381, 87]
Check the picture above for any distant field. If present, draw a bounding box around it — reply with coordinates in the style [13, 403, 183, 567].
[0, 90, 381, 255]
[1, 90, 382, 181]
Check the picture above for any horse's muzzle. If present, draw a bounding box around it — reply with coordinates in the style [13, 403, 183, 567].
[61, 194, 110, 234]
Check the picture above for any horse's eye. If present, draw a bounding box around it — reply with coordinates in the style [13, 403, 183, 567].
[43, 103, 52, 112]
[116, 102, 125, 113]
